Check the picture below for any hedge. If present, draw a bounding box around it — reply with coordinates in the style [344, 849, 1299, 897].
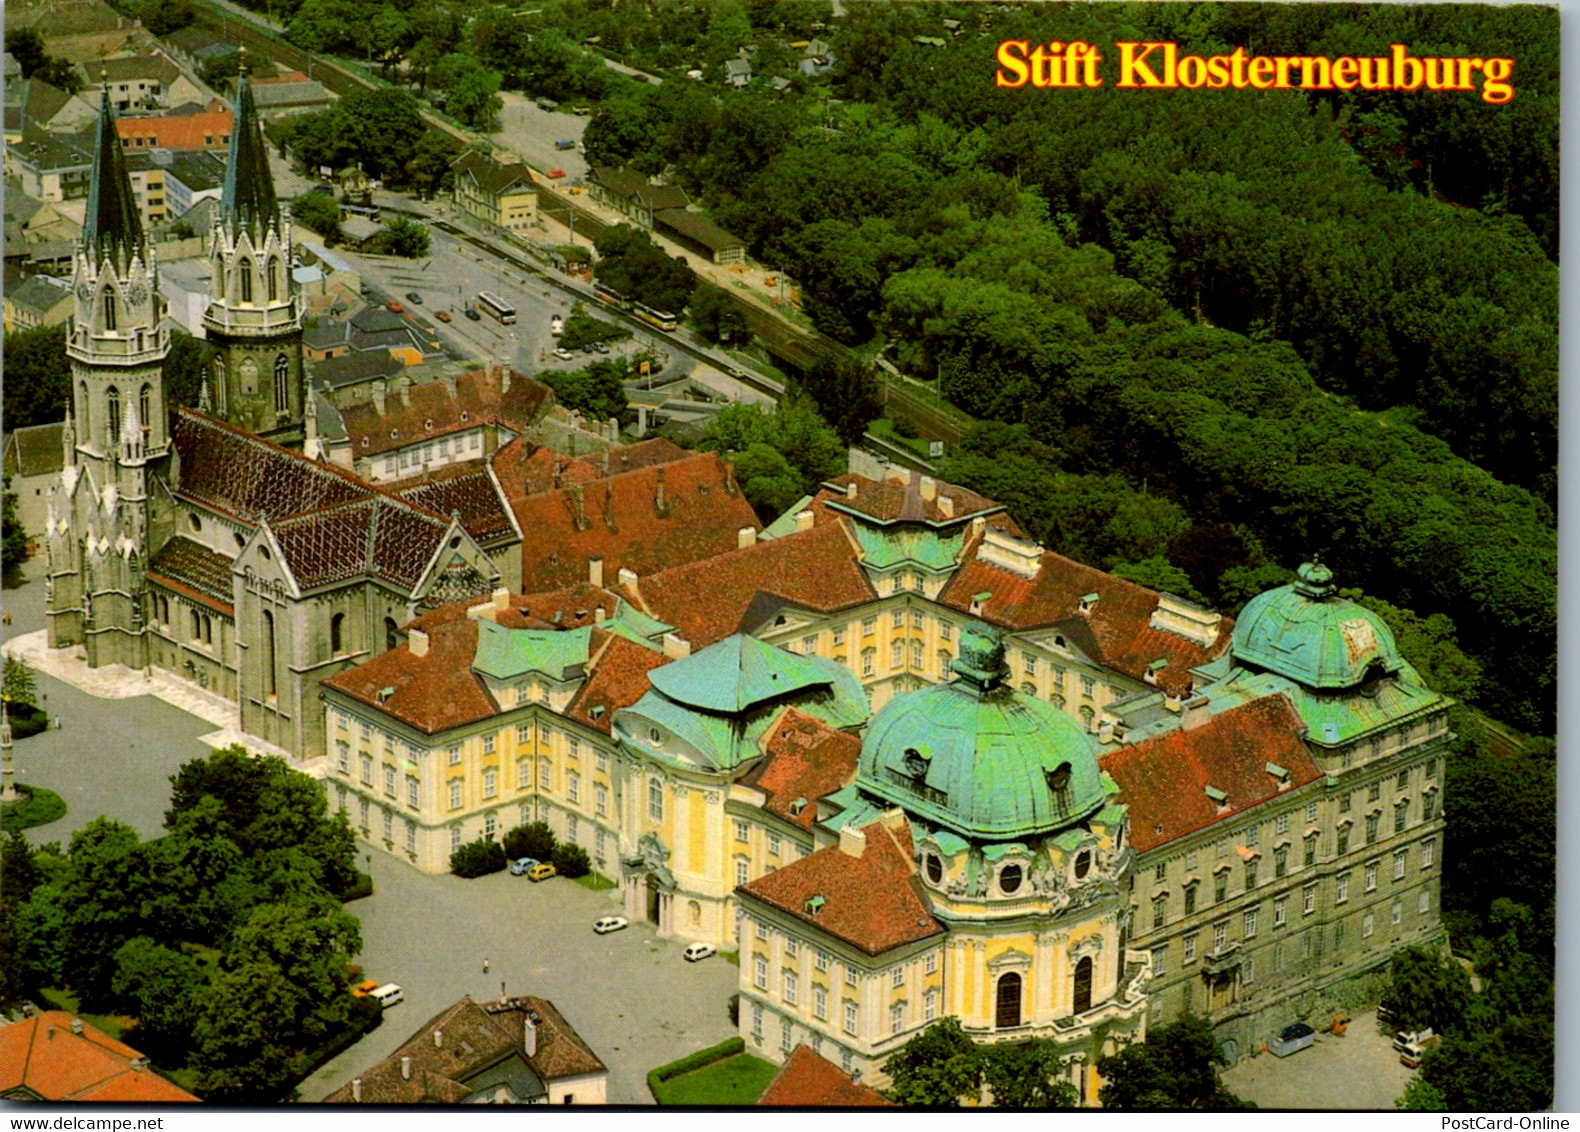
[0, 784, 66, 832]
[8, 706, 48, 740]
[551, 842, 590, 879]
[337, 870, 374, 902]
[451, 837, 506, 877]
[647, 1037, 746, 1100]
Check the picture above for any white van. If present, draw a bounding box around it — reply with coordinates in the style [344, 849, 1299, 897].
[551, 316, 564, 336]
[370, 983, 404, 1009]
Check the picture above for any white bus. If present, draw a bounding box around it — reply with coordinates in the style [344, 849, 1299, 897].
[476, 291, 516, 324]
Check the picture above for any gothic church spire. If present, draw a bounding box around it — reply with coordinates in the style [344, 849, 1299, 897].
[219, 49, 279, 241]
[81, 72, 142, 269]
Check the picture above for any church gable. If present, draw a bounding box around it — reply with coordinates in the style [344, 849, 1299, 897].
[412, 522, 500, 611]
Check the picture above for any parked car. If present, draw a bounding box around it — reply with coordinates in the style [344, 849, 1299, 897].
[1395, 1029, 1439, 1067]
[555, 138, 577, 151]
[546, 168, 567, 179]
[593, 916, 629, 934]
[434, 309, 452, 323]
[594, 341, 610, 354]
[683, 942, 717, 962]
[536, 96, 559, 111]
[464, 307, 481, 321]
[386, 301, 404, 313]
[370, 983, 404, 1008]
[509, 857, 540, 876]
[553, 347, 573, 361]
[582, 342, 596, 354]
[350, 978, 381, 997]
[551, 316, 564, 335]
[405, 291, 424, 305]
[527, 862, 557, 882]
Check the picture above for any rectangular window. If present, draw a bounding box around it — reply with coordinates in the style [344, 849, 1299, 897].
[1152, 896, 1167, 930]
[890, 640, 903, 669]
[1340, 792, 1352, 813]
[833, 628, 845, 646]
[566, 771, 579, 805]
[383, 765, 397, 796]
[484, 812, 496, 839]
[785, 970, 799, 1007]
[451, 825, 461, 850]
[1368, 781, 1382, 803]
[924, 952, 937, 975]
[382, 808, 392, 841]
[1419, 890, 1431, 915]
[517, 757, 530, 790]
[1214, 873, 1227, 904]
[845, 966, 858, 988]
[890, 1004, 903, 1035]
[1392, 898, 1403, 925]
[939, 622, 951, 642]
[483, 734, 496, 755]
[754, 957, 767, 991]
[360, 721, 373, 741]
[483, 768, 498, 800]
[1338, 826, 1351, 856]
[1362, 910, 1375, 938]
[814, 985, 828, 1020]
[862, 650, 875, 678]
[891, 609, 904, 629]
[1244, 908, 1257, 938]
[407, 776, 419, 808]
[1183, 934, 1196, 962]
[1304, 835, 1318, 868]
[1336, 873, 1350, 903]
[1397, 769, 1410, 791]
[1304, 885, 1316, 914]
[448, 745, 461, 765]
[595, 782, 608, 817]
[1422, 839, 1435, 868]
[786, 938, 798, 959]
[1245, 824, 1260, 848]
[1393, 851, 1406, 880]
[568, 737, 579, 762]
[1151, 945, 1167, 976]
[405, 820, 416, 854]
[911, 640, 924, 669]
[1183, 883, 1197, 915]
[757, 920, 769, 942]
[1306, 801, 1318, 823]
[1243, 955, 1255, 983]
[911, 608, 923, 627]
[1081, 676, 1096, 698]
[361, 753, 373, 785]
[1423, 792, 1437, 821]
[1212, 921, 1227, 953]
[1365, 861, 1378, 892]
[1274, 897, 1287, 926]
[1155, 861, 1167, 882]
[735, 820, 749, 842]
[892, 966, 905, 989]
[736, 860, 749, 887]
[925, 989, 937, 1021]
[337, 741, 349, 773]
[1426, 758, 1438, 780]
[816, 950, 829, 972]
[1365, 814, 1379, 845]
[1245, 861, 1258, 890]
[844, 1002, 858, 1036]
[648, 778, 663, 821]
[1274, 846, 1288, 878]
[539, 757, 552, 793]
[751, 1002, 763, 1041]
[803, 634, 818, 655]
[861, 617, 875, 636]
[448, 781, 462, 810]
[1275, 813, 1289, 836]
[1217, 838, 1228, 860]
[596, 750, 608, 774]
[768, 833, 782, 857]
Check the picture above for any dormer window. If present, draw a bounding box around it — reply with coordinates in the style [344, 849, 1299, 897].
[1045, 762, 1071, 797]
[998, 863, 1023, 894]
[924, 853, 943, 884]
[903, 746, 931, 779]
[1079, 592, 1099, 616]
[1073, 850, 1091, 880]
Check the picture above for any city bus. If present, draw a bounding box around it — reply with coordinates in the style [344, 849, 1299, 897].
[476, 291, 517, 324]
[632, 302, 678, 332]
[593, 282, 631, 310]
[341, 202, 382, 223]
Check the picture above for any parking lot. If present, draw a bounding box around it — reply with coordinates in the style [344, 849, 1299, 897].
[1221, 1010, 1416, 1109]
[295, 854, 740, 1104]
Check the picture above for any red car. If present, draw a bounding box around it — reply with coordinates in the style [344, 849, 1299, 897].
[434, 309, 452, 323]
[546, 167, 567, 180]
[386, 300, 404, 313]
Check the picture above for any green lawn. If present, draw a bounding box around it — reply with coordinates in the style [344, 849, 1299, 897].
[575, 871, 617, 892]
[653, 1052, 779, 1106]
[37, 988, 132, 1041]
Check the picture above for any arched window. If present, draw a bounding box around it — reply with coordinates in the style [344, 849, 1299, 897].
[106, 387, 121, 446]
[79, 383, 91, 443]
[213, 257, 225, 301]
[262, 609, 277, 699]
[139, 384, 152, 439]
[267, 257, 279, 302]
[190, 608, 201, 641]
[203, 615, 212, 645]
[385, 617, 399, 652]
[213, 356, 226, 398]
[274, 354, 289, 414]
[102, 288, 117, 331]
[331, 612, 345, 655]
[995, 972, 1022, 1029]
[1072, 955, 1093, 1015]
[239, 259, 253, 303]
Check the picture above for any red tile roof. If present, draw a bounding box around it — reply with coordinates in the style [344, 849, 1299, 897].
[340, 370, 549, 459]
[564, 633, 668, 734]
[508, 452, 759, 593]
[1100, 695, 1319, 853]
[939, 530, 1232, 697]
[147, 535, 235, 615]
[323, 616, 497, 734]
[739, 820, 943, 956]
[115, 108, 231, 150]
[395, 463, 518, 549]
[489, 437, 690, 503]
[743, 709, 862, 831]
[759, 1045, 895, 1107]
[0, 1012, 200, 1102]
[170, 408, 457, 593]
[485, 996, 606, 1080]
[814, 471, 1000, 526]
[515, 582, 623, 628]
[633, 520, 874, 649]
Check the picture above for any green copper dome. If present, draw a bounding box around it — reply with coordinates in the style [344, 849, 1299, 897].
[856, 623, 1107, 839]
[1231, 563, 1403, 691]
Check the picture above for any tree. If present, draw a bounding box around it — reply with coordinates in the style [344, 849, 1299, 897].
[133, 0, 194, 37]
[2, 483, 27, 580]
[981, 1041, 1077, 1108]
[369, 215, 430, 258]
[3, 325, 71, 430]
[110, 937, 202, 1064]
[200, 50, 243, 92]
[35, 58, 82, 93]
[164, 328, 209, 409]
[883, 1018, 981, 1106]
[433, 53, 503, 131]
[404, 132, 459, 199]
[550, 842, 590, 879]
[1396, 1078, 1448, 1111]
[1380, 945, 1471, 1037]
[542, 360, 629, 423]
[795, 357, 882, 448]
[1110, 556, 1206, 605]
[2, 655, 39, 708]
[689, 282, 748, 345]
[190, 961, 311, 1102]
[504, 821, 554, 862]
[289, 192, 341, 244]
[451, 837, 506, 877]
[700, 398, 845, 496]
[590, 225, 696, 313]
[4, 28, 46, 78]
[731, 442, 803, 523]
[1097, 1017, 1249, 1109]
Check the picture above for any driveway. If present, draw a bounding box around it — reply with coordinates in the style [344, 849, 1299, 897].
[1221, 1010, 1416, 1110]
[296, 857, 740, 1104]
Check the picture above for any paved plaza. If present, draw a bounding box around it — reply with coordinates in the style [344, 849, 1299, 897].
[1221, 1010, 1416, 1110]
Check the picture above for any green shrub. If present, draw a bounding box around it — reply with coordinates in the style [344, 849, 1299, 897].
[647, 1037, 747, 1098]
[892, 414, 920, 439]
[0, 784, 65, 832]
[337, 870, 374, 902]
[450, 837, 506, 878]
[7, 705, 49, 740]
[551, 842, 590, 879]
[503, 822, 554, 862]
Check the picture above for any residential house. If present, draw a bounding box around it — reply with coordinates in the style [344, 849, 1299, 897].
[587, 165, 689, 229]
[161, 150, 225, 216]
[122, 150, 169, 226]
[0, 1012, 200, 1101]
[3, 421, 67, 554]
[5, 129, 93, 200]
[161, 26, 234, 72]
[6, 76, 99, 135]
[451, 151, 538, 235]
[324, 994, 606, 1105]
[79, 53, 205, 111]
[3, 271, 73, 331]
[302, 305, 443, 368]
[249, 72, 331, 120]
[114, 101, 231, 151]
[724, 58, 752, 86]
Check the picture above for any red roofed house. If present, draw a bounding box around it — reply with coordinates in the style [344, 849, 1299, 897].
[324, 994, 605, 1105]
[114, 101, 232, 151]
[0, 1012, 200, 1102]
[758, 1043, 895, 1106]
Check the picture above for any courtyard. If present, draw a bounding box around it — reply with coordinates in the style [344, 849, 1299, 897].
[1220, 1010, 1416, 1110]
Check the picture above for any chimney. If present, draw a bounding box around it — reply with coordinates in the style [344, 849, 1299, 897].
[919, 475, 937, 502]
[70, 1017, 84, 1035]
[570, 483, 587, 530]
[523, 1011, 539, 1059]
[839, 825, 867, 859]
[654, 467, 667, 515]
[588, 556, 604, 587]
[662, 633, 691, 660]
[443, 372, 458, 398]
[493, 586, 510, 612]
[352, 1078, 362, 1102]
[401, 1056, 412, 1081]
[794, 509, 814, 533]
[409, 628, 429, 658]
[603, 483, 616, 529]
[937, 496, 954, 519]
[434, 1029, 443, 1049]
[501, 367, 512, 394]
[737, 526, 756, 549]
[1098, 719, 1115, 743]
[398, 373, 412, 407]
[617, 567, 638, 589]
[1181, 695, 1212, 731]
[47, 1026, 55, 1041]
[845, 481, 857, 499]
[372, 379, 387, 416]
[594, 606, 606, 623]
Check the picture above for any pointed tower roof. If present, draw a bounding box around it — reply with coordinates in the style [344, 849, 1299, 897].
[82, 73, 143, 268]
[220, 51, 279, 240]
